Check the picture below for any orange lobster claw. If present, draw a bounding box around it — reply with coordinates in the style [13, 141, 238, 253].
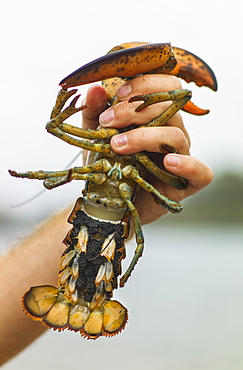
[172, 47, 217, 92]
[60, 42, 217, 115]
[60, 43, 176, 88]
[171, 46, 217, 115]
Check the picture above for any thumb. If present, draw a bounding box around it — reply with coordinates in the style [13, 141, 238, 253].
[82, 84, 108, 129]
[164, 154, 214, 191]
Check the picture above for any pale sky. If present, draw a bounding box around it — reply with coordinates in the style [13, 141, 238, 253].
[1, 0, 242, 218]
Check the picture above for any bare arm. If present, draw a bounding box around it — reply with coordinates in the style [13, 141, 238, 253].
[0, 208, 71, 365]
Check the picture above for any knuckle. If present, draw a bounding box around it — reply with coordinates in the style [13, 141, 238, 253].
[188, 160, 214, 190]
[168, 75, 182, 89]
[131, 74, 182, 92]
[123, 127, 148, 154]
[203, 165, 214, 186]
[126, 128, 144, 150]
[171, 127, 188, 151]
[113, 102, 130, 123]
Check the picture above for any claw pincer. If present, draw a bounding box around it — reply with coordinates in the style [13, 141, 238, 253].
[9, 42, 217, 339]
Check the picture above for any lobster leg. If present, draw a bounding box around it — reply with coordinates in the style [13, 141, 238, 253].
[119, 161, 183, 286]
[46, 128, 113, 155]
[9, 159, 112, 189]
[45, 89, 191, 192]
[131, 89, 191, 118]
[118, 182, 144, 287]
[45, 90, 122, 156]
[134, 91, 192, 126]
[48, 89, 119, 139]
[43, 172, 107, 189]
[123, 165, 182, 214]
[50, 88, 80, 119]
[46, 87, 191, 158]
[135, 152, 187, 189]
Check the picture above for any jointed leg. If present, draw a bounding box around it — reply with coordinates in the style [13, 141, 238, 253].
[135, 152, 187, 189]
[46, 88, 118, 156]
[130, 89, 190, 191]
[9, 159, 112, 189]
[44, 172, 107, 189]
[50, 88, 79, 119]
[119, 182, 144, 287]
[122, 165, 183, 213]
[129, 89, 191, 127]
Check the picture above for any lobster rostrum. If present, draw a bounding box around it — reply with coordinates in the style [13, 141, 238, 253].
[9, 42, 217, 339]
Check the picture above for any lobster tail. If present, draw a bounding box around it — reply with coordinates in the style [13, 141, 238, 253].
[22, 285, 59, 320]
[22, 286, 128, 338]
[22, 197, 128, 339]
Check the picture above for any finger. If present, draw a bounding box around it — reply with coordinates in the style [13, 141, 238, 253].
[164, 154, 214, 192]
[82, 84, 107, 129]
[110, 126, 190, 155]
[99, 74, 182, 127]
[100, 98, 184, 128]
[117, 74, 182, 101]
[99, 74, 190, 143]
[100, 99, 190, 146]
[81, 84, 107, 165]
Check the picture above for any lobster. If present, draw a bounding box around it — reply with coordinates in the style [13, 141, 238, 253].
[9, 42, 217, 339]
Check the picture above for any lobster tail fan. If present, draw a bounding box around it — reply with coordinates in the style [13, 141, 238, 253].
[22, 285, 128, 338]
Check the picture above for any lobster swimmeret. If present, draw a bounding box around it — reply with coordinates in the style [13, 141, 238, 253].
[9, 42, 217, 339]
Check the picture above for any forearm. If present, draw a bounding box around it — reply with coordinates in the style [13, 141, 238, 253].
[0, 207, 71, 365]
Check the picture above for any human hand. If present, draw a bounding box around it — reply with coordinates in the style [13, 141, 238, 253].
[82, 75, 213, 225]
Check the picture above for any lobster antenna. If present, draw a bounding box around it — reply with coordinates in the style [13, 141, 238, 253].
[10, 150, 83, 208]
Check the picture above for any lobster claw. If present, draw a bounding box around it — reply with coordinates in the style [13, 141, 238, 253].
[172, 47, 217, 91]
[171, 46, 217, 115]
[60, 43, 176, 87]
[60, 42, 217, 115]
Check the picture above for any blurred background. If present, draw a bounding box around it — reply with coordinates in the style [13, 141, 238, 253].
[1, 0, 243, 369]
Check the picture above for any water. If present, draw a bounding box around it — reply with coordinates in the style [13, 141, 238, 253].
[1, 221, 243, 370]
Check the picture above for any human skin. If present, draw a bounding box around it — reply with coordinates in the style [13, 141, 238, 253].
[0, 74, 213, 365]
[85, 74, 213, 225]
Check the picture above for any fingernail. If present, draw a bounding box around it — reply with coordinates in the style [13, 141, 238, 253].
[113, 134, 127, 147]
[167, 155, 180, 166]
[100, 108, 114, 124]
[117, 83, 132, 98]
